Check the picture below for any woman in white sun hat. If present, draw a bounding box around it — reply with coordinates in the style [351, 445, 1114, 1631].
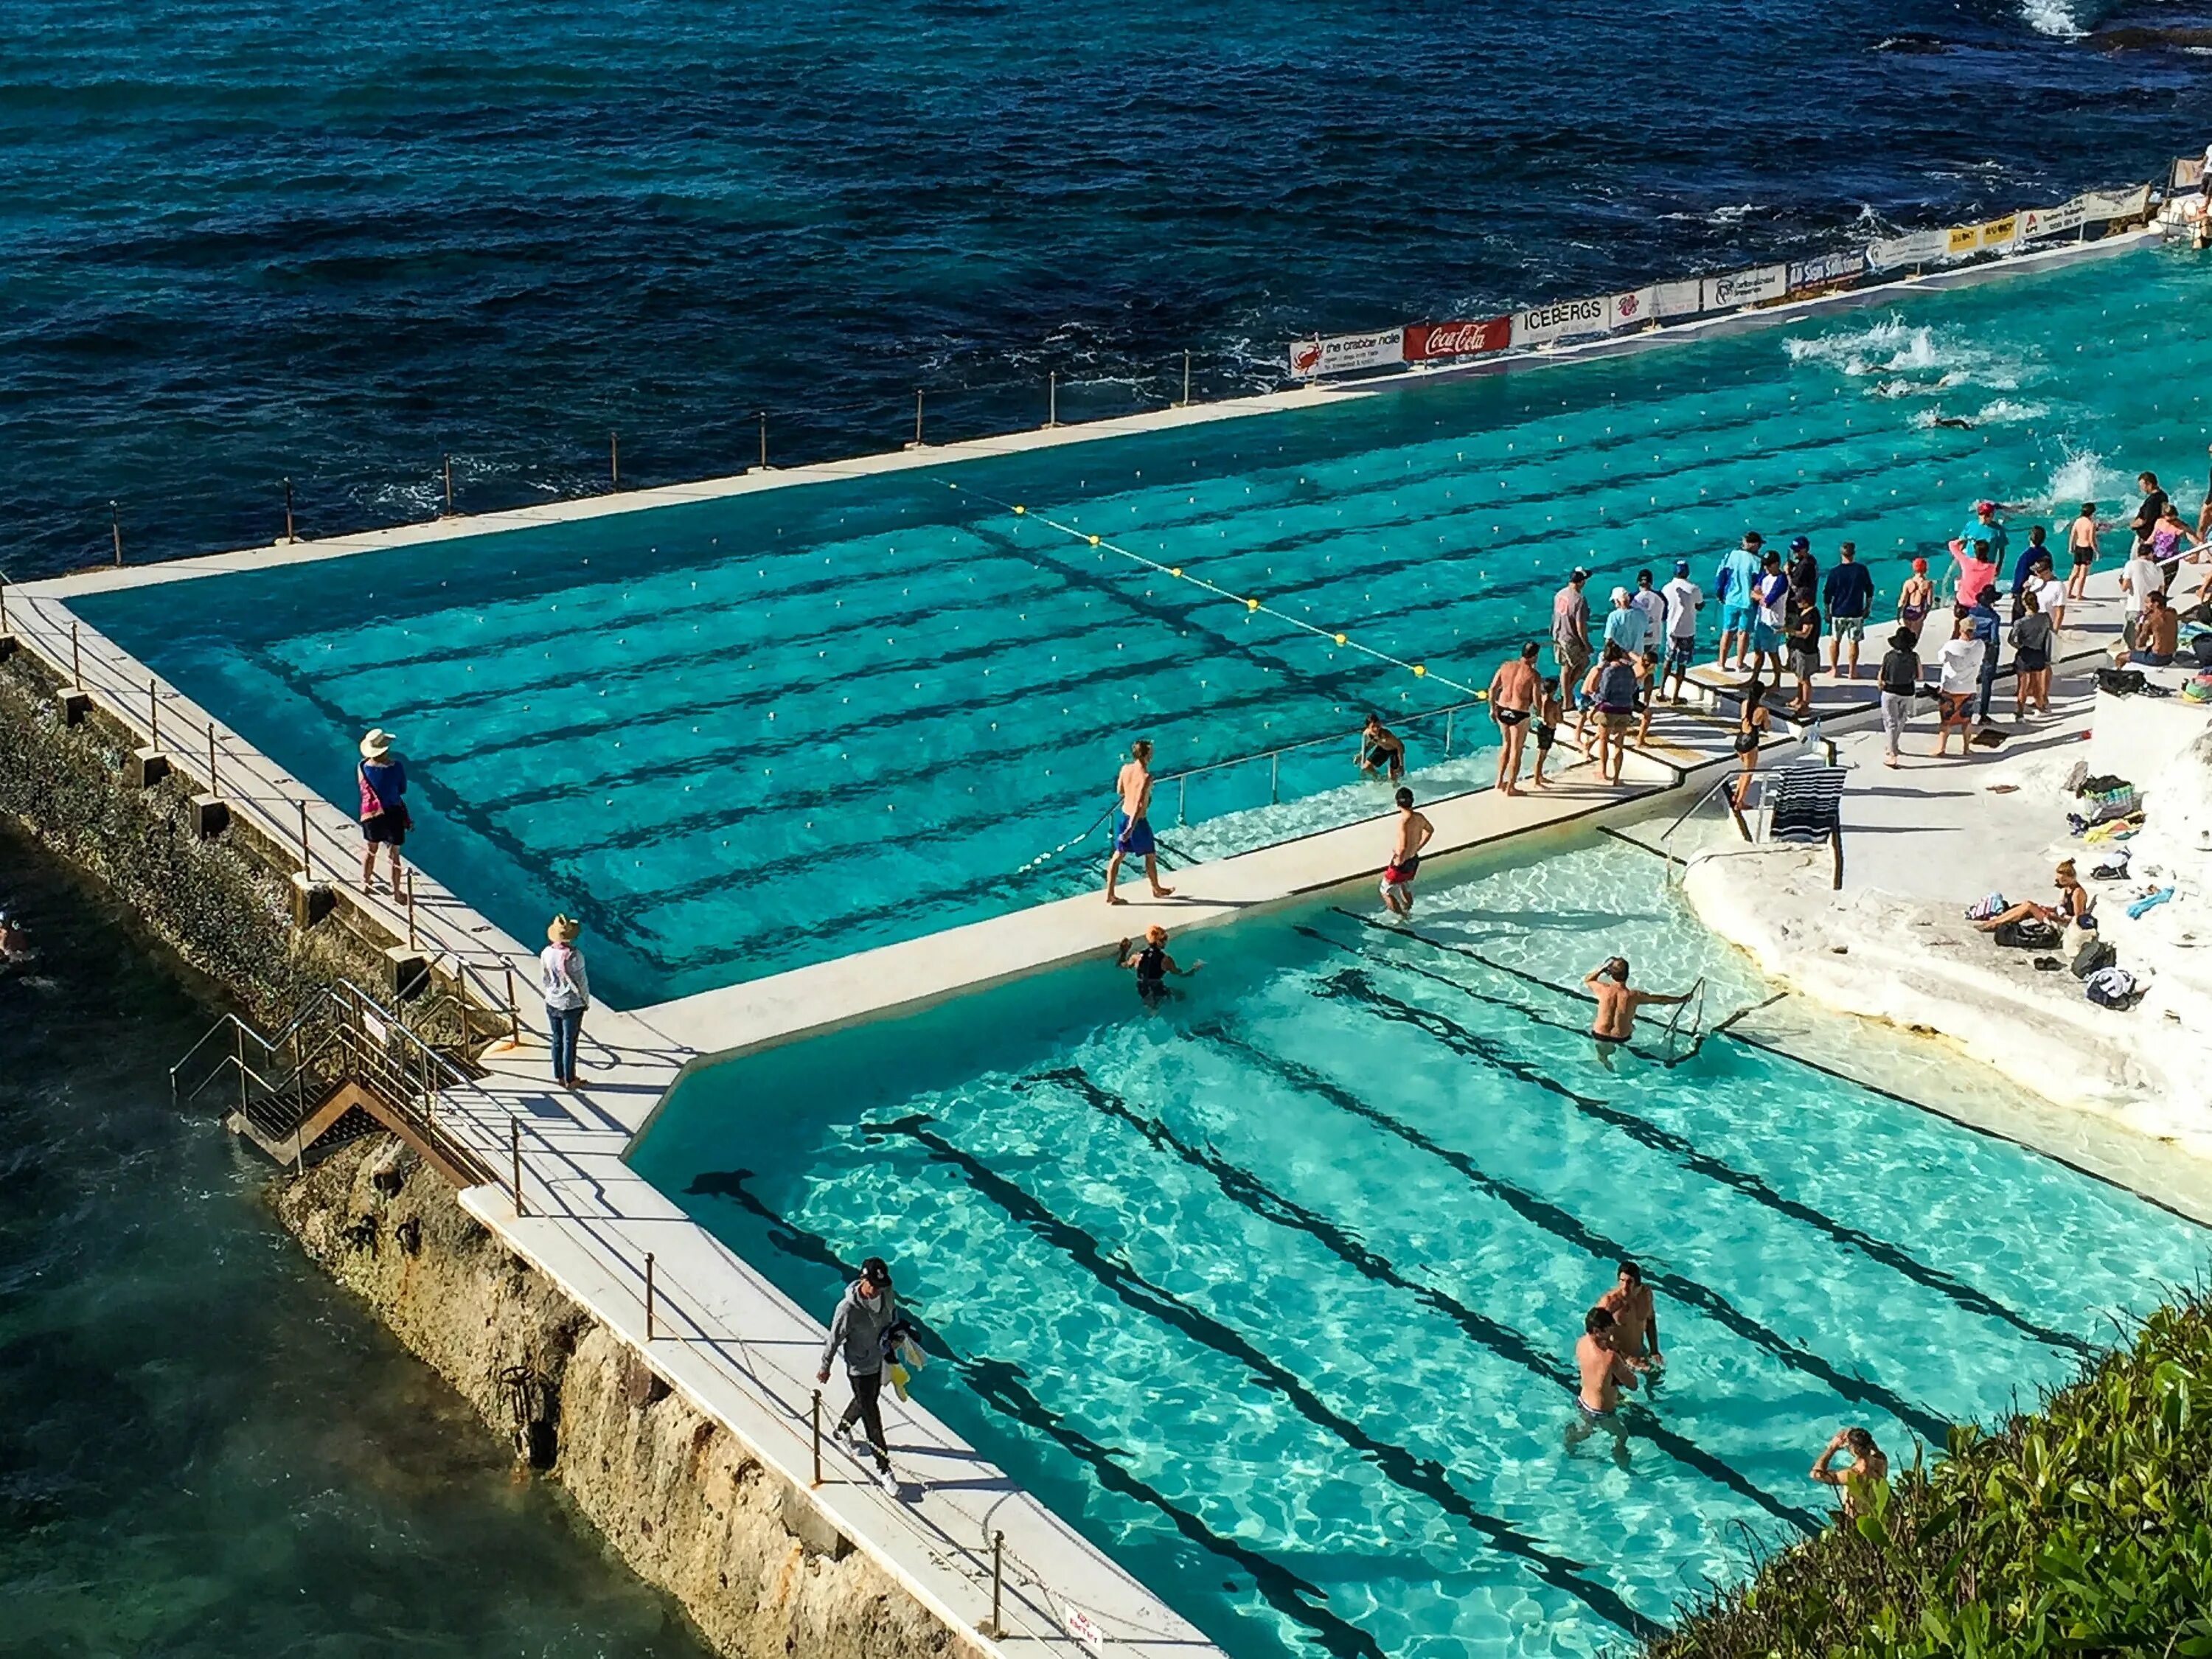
[356, 728, 411, 897]
[540, 914, 591, 1089]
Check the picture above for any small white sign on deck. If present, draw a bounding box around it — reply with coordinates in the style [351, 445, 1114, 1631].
[1060, 1604, 1108, 1657]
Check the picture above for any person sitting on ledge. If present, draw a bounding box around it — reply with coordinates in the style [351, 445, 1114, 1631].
[1811, 1427, 1890, 1517]
[2131, 590, 2180, 667]
[1975, 860, 2093, 934]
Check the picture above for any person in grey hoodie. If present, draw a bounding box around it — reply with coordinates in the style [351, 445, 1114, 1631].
[815, 1256, 898, 1486]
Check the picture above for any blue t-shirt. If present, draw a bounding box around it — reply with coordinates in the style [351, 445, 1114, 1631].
[1822, 561, 1874, 618]
[361, 757, 407, 813]
[2010, 542, 2047, 594]
[1717, 548, 1761, 606]
[1603, 605, 1646, 653]
[1960, 518, 2008, 564]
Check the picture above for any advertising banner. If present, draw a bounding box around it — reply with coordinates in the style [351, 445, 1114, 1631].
[2080, 183, 2152, 222]
[1945, 224, 1980, 257]
[1787, 249, 1866, 293]
[1978, 214, 2018, 253]
[1288, 327, 1404, 378]
[2020, 196, 2087, 240]
[2175, 156, 2205, 190]
[1512, 294, 1610, 348]
[1402, 317, 1512, 361]
[1654, 278, 1703, 319]
[1866, 229, 1948, 271]
[1606, 285, 1658, 330]
[1700, 263, 1786, 312]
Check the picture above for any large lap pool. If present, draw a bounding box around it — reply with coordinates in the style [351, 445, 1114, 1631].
[630, 837, 2208, 1659]
[75, 243, 2212, 1005]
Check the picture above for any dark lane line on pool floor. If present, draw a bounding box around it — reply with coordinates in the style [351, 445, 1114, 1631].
[1015, 1071, 1822, 1538]
[1190, 1024, 1952, 1446]
[1318, 970, 2099, 1363]
[678, 1170, 1389, 1659]
[854, 1116, 1673, 1636]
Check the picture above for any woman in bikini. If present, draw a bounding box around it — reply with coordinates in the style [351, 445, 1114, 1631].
[1896, 557, 1935, 644]
[1731, 679, 1772, 809]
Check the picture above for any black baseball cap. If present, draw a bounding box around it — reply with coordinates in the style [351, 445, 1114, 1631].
[1789, 536, 1810, 552]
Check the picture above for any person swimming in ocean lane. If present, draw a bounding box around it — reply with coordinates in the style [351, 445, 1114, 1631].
[1583, 956, 1690, 1057]
[1565, 1306, 1638, 1461]
[1357, 713, 1407, 782]
[1104, 739, 1175, 906]
[1379, 787, 1434, 918]
[1116, 925, 1199, 1008]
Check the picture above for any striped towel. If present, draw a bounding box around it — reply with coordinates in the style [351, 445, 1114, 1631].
[1766, 762, 1847, 843]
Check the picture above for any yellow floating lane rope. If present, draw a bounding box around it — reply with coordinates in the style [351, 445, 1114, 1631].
[939, 480, 1485, 700]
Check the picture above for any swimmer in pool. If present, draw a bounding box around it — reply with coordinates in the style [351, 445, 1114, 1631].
[1116, 926, 1199, 1007]
[1595, 1260, 1664, 1372]
[1565, 1306, 1638, 1461]
[1810, 1427, 1891, 1517]
[1584, 956, 1690, 1057]
[1356, 714, 1407, 782]
[1379, 788, 1434, 918]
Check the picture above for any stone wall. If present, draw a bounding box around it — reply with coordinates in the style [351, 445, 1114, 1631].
[274, 1135, 968, 1659]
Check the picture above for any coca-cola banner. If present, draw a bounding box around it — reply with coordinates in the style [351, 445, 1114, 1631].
[2080, 183, 2152, 222]
[1606, 286, 1658, 330]
[1700, 263, 1786, 312]
[2020, 196, 2088, 241]
[1402, 317, 1512, 361]
[1866, 228, 1947, 271]
[1287, 327, 1405, 378]
[1512, 294, 1610, 349]
[1654, 278, 1703, 319]
[1787, 249, 1866, 292]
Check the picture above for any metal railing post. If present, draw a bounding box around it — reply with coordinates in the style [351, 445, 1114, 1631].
[1270, 751, 1279, 804]
[283, 476, 295, 543]
[509, 1116, 525, 1217]
[990, 1531, 1005, 1637]
[1177, 774, 1187, 827]
[110, 500, 122, 566]
[757, 410, 768, 470]
[70, 622, 80, 687]
[810, 1390, 824, 1487]
[297, 801, 311, 877]
[442, 453, 453, 515]
[610, 429, 620, 490]
[1444, 708, 1454, 757]
[1047, 371, 1059, 428]
[504, 963, 521, 1041]
[914, 388, 924, 447]
[147, 678, 159, 748]
[1180, 349, 1192, 407]
[406, 869, 417, 948]
[644, 1251, 656, 1340]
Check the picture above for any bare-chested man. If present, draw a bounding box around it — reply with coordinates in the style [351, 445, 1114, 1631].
[1379, 788, 1434, 918]
[1810, 1427, 1890, 1517]
[1104, 739, 1175, 906]
[1584, 956, 1689, 1053]
[1566, 1306, 1640, 1455]
[1596, 1260, 1663, 1371]
[1487, 643, 1541, 796]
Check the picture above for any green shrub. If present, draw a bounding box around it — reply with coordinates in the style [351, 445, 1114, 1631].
[1650, 1294, 2212, 1658]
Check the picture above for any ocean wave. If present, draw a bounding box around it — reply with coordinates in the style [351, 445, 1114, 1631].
[2021, 0, 2087, 40]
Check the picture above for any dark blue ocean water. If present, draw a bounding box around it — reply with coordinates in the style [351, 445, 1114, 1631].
[5, 0, 2212, 580]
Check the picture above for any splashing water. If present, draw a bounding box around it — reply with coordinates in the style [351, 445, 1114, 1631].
[1784, 315, 2037, 392]
[2041, 442, 2133, 510]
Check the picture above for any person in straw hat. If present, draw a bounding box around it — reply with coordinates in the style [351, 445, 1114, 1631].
[356, 728, 411, 897]
[541, 914, 591, 1089]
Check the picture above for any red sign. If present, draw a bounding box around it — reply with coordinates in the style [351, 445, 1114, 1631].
[1404, 317, 1511, 362]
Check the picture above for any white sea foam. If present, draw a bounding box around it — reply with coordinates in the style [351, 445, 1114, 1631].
[2041, 442, 2132, 509]
[2020, 0, 2087, 40]
[1975, 399, 2049, 425]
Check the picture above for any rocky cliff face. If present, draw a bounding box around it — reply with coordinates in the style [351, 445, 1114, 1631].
[273, 1134, 966, 1659]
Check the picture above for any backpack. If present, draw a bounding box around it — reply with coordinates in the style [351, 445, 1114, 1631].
[2096, 667, 2147, 697]
[1993, 918, 2062, 950]
[2084, 966, 2139, 1008]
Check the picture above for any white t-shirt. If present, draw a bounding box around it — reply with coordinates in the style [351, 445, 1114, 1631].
[1632, 588, 1667, 642]
[1662, 576, 1703, 639]
[2123, 555, 2162, 613]
[2033, 575, 2066, 617]
[1938, 637, 1986, 694]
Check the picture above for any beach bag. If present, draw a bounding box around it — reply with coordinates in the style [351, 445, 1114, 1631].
[2084, 966, 2139, 1008]
[1964, 893, 2008, 921]
[2184, 674, 2212, 704]
[2096, 667, 2146, 697]
[1993, 917, 2062, 950]
[2083, 786, 2140, 824]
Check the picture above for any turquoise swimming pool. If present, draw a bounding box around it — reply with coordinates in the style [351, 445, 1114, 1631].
[630, 838, 2208, 1659]
[77, 243, 2212, 1005]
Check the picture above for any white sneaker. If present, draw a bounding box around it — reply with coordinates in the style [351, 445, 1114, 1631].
[874, 1463, 899, 1494]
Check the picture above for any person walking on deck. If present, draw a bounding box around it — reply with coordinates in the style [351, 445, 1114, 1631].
[540, 914, 591, 1089]
[1589, 644, 1640, 785]
[1966, 585, 2003, 726]
[1822, 542, 1873, 678]
[1104, 740, 1175, 905]
[356, 728, 411, 898]
[1488, 643, 1540, 796]
[1551, 568, 1592, 703]
[816, 1257, 900, 1490]
[2065, 501, 2102, 601]
[1380, 787, 1434, 917]
[1896, 557, 1936, 644]
[1876, 627, 1921, 769]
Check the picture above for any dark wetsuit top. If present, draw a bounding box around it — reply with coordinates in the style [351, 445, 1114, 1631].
[1135, 944, 1167, 1002]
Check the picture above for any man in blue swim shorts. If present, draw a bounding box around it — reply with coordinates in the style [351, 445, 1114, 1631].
[1105, 738, 1176, 906]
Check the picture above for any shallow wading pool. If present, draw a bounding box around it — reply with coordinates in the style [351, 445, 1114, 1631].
[630, 837, 2208, 1659]
[74, 244, 2212, 1005]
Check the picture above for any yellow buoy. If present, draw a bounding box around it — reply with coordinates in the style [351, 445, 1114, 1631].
[1246, 597, 1260, 611]
[1412, 664, 1426, 678]
[1476, 690, 1489, 702]
[1013, 504, 1026, 515]
[1171, 567, 1183, 577]
[1333, 633, 1346, 645]
[1089, 535, 1100, 546]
